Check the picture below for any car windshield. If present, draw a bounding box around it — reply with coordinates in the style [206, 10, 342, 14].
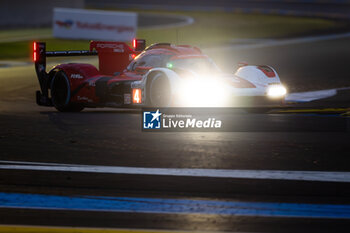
[167, 57, 220, 73]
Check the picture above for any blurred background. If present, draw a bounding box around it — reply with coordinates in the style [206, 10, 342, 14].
[1, 0, 350, 93]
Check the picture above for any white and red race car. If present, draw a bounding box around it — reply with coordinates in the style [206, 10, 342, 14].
[34, 39, 286, 111]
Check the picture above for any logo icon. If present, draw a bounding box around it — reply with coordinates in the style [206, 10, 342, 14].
[143, 109, 162, 129]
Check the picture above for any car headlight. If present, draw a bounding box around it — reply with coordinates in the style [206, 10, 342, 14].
[267, 84, 287, 98]
[179, 78, 229, 107]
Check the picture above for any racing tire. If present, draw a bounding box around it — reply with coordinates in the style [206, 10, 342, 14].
[148, 73, 172, 107]
[51, 71, 84, 112]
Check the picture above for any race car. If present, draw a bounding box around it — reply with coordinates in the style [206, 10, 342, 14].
[34, 39, 287, 112]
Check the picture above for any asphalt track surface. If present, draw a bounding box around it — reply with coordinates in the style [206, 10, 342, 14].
[2, 7, 350, 233]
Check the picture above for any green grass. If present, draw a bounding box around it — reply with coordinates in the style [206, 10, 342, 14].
[0, 28, 51, 41]
[0, 39, 91, 60]
[137, 11, 344, 45]
[0, 10, 346, 60]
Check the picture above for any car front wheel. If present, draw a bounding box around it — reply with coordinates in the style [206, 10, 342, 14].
[148, 73, 172, 107]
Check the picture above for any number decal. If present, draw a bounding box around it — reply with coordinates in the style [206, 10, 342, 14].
[133, 89, 142, 104]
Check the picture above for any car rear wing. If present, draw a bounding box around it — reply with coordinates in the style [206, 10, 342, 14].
[34, 39, 145, 74]
[34, 39, 146, 106]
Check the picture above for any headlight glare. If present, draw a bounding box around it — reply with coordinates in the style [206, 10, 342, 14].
[267, 84, 287, 98]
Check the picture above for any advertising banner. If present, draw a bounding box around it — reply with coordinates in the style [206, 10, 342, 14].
[53, 8, 137, 41]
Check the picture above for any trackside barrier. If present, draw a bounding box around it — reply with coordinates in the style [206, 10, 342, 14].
[53, 8, 137, 41]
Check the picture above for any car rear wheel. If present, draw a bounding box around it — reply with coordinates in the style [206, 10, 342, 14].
[149, 73, 172, 107]
[51, 71, 84, 112]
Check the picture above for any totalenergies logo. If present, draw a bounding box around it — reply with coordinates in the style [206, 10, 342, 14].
[55, 19, 134, 33]
[76, 21, 134, 33]
[55, 20, 74, 28]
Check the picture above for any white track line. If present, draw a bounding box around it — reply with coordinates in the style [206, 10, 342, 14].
[0, 160, 349, 183]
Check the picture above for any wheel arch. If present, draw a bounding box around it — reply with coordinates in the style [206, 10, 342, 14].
[235, 65, 282, 85]
[143, 68, 181, 106]
[145, 68, 181, 96]
[49, 63, 99, 90]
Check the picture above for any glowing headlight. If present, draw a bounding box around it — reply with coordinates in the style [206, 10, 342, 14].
[267, 85, 287, 98]
[179, 77, 229, 107]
